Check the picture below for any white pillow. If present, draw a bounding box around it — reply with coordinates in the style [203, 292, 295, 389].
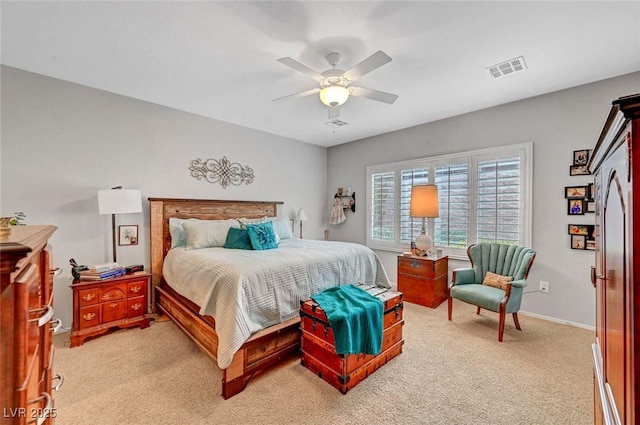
[270, 216, 293, 240]
[237, 216, 270, 228]
[169, 217, 199, 248]
[182, 219, 239, 250]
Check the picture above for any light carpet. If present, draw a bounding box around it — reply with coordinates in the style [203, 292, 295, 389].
[53, 300, 593, 425]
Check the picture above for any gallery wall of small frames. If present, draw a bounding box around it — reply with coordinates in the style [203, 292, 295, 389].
[565, 149, 595, 250]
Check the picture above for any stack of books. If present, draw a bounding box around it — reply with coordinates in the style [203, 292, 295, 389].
[78, 262, 126, 281]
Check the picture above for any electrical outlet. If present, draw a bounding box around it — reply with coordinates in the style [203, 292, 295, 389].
[539, 281, 549, 293]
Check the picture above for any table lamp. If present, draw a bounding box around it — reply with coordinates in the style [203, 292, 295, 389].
[409, 184, 439, 255]
[296, 208, 308, 239]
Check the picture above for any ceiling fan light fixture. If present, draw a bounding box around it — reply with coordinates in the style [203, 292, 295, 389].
[319, 85, 349, 107]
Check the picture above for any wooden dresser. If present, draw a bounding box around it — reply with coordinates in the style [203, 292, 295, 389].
[1, 225, 61, 425]
[589, 93, 639, 425]
[397, 255, 448, 308]
[70, 272, 150, 347]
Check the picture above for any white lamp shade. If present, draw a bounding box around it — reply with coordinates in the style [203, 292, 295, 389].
[410, 185, 439, 218]
[296, 208, 309, 222]
[319, 86, 349, 107]
[98, 189, 142, 215]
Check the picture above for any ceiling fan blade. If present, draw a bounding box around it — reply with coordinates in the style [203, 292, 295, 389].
[328, 106, 340, 120]
[277, 57, 324, 81]
[343, 50, 392, 82]
[271, 88, 320, 103]
[350, 86, 399, 104]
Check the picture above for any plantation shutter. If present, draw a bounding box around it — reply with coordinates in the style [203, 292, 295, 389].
[434, 163, 469, 248]
[370, 171, 395, 242]
[476, 156, 521, 244]
[400, 168, 428, 243]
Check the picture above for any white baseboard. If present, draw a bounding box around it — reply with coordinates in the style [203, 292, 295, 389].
[519, 310, 595, 331]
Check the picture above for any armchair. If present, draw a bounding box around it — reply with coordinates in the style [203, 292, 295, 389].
[448, 243, 536, 342]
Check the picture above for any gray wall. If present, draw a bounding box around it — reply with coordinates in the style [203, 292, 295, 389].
[0, 66, 328, 329]
[326, 71, 640, 328]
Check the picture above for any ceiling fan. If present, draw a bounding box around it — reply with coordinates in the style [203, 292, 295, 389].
[273, 50, 399, 119]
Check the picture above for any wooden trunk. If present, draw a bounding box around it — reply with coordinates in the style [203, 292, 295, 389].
[300, 286, 403, 394]
[397, 255, 448, 308]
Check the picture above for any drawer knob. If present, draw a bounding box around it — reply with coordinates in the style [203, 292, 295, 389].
[130, 286, 141, 293]
[83, 312, 96, 321]
[131, 303, 142, 311]
[82, 293, 95, 301]
[109, 302, 119, 309]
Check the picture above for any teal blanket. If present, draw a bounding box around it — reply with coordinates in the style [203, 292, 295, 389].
[311, 285, 384, 355]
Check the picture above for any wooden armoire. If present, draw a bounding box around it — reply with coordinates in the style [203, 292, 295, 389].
[589, 93, 640, 425]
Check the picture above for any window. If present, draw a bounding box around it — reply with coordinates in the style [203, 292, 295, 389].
[366, 143, 532, 259]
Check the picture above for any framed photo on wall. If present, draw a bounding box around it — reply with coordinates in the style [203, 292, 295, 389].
[118, 225, 139, 246]
[568, 199, 585, 215]
[570, 165, 591, 176]
[568, 224, 595, 237]
[565, 186, 589, 199]
[571, 235, 586, 250]
[573, 149, 590, 165]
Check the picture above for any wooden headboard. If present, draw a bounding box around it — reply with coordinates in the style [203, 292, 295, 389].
[148, 198, 283, 292]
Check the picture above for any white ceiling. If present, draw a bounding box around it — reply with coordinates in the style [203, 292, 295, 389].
[2, 1, 639, 147]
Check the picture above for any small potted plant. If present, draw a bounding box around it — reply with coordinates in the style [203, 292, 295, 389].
[0, 212, 26, 234]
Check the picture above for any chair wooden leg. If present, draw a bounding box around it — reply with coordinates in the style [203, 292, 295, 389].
[513, 312, 522, 330]
[448, 296, 453, 321]
[498, 305, 506, 342]
[476, 306, 481, 315]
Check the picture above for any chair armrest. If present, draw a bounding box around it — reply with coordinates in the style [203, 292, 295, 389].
[452, 268, 475, 286]
[511, 279, 528, 288]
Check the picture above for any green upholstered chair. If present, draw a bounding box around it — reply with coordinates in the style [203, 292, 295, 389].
[448, 243, 536, 342]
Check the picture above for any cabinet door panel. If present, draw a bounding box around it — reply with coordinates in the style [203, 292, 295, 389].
[601, 138, 628, 424]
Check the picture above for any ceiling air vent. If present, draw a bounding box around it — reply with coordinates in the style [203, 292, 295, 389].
[325, 119, 348, 129]
[487, 56, 527, 79]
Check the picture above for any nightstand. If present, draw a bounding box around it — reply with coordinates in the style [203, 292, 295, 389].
[70, 271, 151, 347]
[397, 255, 448, 308]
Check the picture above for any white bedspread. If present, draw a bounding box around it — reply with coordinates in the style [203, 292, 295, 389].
[162, 238, 390, 369]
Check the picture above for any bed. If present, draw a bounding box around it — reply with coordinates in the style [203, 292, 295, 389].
[149, 198, 390, 398]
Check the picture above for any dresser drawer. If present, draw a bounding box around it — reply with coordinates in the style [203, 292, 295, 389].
[79, 305, 101, 329]
[100, 283, 127, 302]
[78, 288, 100, 306]
[102, 299, 127, 322]
[398, 256, 447, 279]
[127, 280, 146, 297]
[127, 296, 146, 318]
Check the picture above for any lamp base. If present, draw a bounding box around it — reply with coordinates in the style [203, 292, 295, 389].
[414, 232, 433, 257]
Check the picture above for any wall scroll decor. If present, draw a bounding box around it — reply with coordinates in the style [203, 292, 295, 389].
[189, 156, 254, 189]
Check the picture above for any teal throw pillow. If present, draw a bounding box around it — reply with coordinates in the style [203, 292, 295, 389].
[223, 227, 253, 250]
[246, 221, 278, 251]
